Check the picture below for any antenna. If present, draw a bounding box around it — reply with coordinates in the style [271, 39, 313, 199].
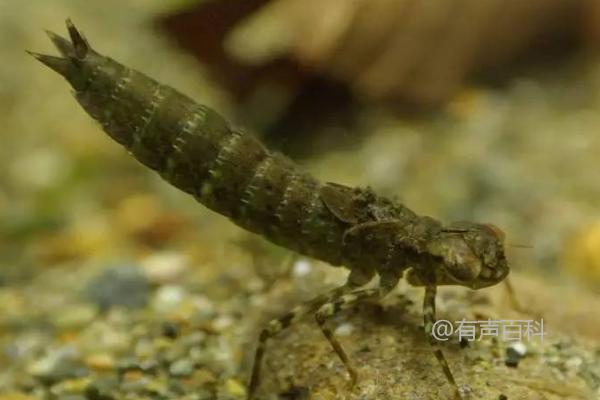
[507, 243, 533, 249]
[441, 228, 470, 234]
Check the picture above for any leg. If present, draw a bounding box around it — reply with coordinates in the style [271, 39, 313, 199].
[314, 287, 390, 387]
[247, 284, 353, 399]
[423, 285, 462, 400]
[503, 278, 542, 319]
[504, 277, 523, 312]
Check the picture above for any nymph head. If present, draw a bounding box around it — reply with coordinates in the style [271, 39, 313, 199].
[409, 221, 509, 289]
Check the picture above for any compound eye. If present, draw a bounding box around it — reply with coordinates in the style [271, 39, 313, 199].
[483, 223, 505, 243]
[433, 236, 482, 283]
[445, 238, 482, 282]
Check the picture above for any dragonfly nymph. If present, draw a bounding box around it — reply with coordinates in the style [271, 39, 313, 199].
[30, 20, 511, 400]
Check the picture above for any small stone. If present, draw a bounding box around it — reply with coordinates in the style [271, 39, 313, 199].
[121, 371, 152, 393]
[210, 314, 234, 332]
[505, 342, 527, 368]
[162, 321, 180, 339]
[169, 358, 195, 377]
[50, 377, 91, 395]
[53, 304, 97, 330]
[151, 285, 186, 313]
[162, 343, 186, 364]
[181, 332, 207, 347]
[192, 295, 216, 318]
[84, 265, 149, 310]
[141, 251, 188, 284]
[145, 379, 168, 396]
[84, 353, 115, 372]
[509, 342, 527, 356]
[334, 322, 354, 337]
[116, 357, 143, 373]
[117, 357, 158, 374]
[139, 359, 159, 373]
[134, 338, 154, 359]
[80, 320, 130, 353]
[27, 349, 88, 385]
[224, 378, 246, 397]
[85, 376, 118, 400]
[191, 368, 217, 385]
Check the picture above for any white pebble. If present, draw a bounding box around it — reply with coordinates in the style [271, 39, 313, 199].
[141, 252, 188, 284]
[334, 322, 354, 337]
[293, 259, 312, 277]
[508, 341, 527, 356]
[211, 315, 234, 332]
[152, 285, 186, 312]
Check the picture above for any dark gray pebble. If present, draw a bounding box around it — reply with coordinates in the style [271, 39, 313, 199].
[505, 342, 527, 368]
[84, 265, 150, 310]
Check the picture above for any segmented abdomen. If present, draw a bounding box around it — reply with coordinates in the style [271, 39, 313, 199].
[76, 58, 348, 265]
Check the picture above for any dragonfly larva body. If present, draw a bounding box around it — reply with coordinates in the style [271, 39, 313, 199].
[31, 20, 511, 400]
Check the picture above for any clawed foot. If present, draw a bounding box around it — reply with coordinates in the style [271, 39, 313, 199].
[347, 367, 359, 390]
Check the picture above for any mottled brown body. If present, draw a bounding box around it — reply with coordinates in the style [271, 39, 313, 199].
[39, 23, 435, 279]
[31, 21, 512, 400]
[79, 57, 424, 273]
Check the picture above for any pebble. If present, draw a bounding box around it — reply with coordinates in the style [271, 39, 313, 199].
[192, 295, 217, 319]
[53, 304, 98, 330]
[334, 322, 354, 337]
[49, 377, 91, 396]
[224, 378, 246, 397]
[84, 353, 115, 372]
[84, 265, 150, 310]
[144, 379, 169, 396]
[27, 349, 88, 384]
[151, 285, 186, 313]
[162, 321, 180, 339]
[85, 376, 119, 400]
[134, 338, 154, 359]
[161, 341, 187, 364]
[120, 370, 151, 392]
[505, 342, 527, 368]
[210, 314, 234, 332]
[141, 251, 189, 284]
[169, 358, 195, 377]
[191, 368, 217, 385]
[138, 359, 159, 373]
[116, 357, 141, 373]
[154, 336, 174, 353]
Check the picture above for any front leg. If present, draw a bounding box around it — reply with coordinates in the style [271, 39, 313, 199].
[314, 287, 390, 387]
[503, 277, 542, 319]
[247, 264, 376, 399]
[423, 285, 463, 400]
[247, 284, 350, 399]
